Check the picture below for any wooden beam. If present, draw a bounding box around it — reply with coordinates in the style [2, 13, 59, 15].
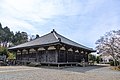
[85, 52, 89, 62]
[55, 45, 61, 63]
[64, 46, 70, 63]
[44, 47, 49, 62]
[34, 48, 39, 62]
[72, 48, 75, 62]
[27, 49, 30, 61]
[20, 50, 23, 60]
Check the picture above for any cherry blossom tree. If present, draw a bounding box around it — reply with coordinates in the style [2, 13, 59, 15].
[96, 30, 120, 66]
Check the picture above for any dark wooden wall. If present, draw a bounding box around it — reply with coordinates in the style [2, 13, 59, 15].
[58, 50, 88, 63]
[16, 46, 89, 63]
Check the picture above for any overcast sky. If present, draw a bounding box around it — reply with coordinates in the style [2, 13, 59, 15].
[0, 0, 120, 49]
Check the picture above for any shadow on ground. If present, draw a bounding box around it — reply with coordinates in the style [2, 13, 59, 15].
[40, 64, 110, 73]
[60, 65, 109, 73]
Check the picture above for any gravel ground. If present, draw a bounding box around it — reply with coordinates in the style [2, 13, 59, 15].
[0, 65, 119, 80]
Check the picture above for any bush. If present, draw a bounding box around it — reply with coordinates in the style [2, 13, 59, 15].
[27, 62, 41, 67]
[96, 56, 100, 63]
[0, 61, 7, 66]
[110, 61, 119, 66]
[110, 61, 113, 66]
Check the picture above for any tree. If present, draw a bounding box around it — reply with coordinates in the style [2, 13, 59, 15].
[0, 24, 14, 47]
[0, 23, 4, 43]
[96, 56, 100, 63]
[20, 32, 28, 43]
[88, 54, 96, 62]
[7, 52, 16, 60]
[29, 35, 35, 41]
[0, 46, 8, 57]
[13, 31, 28, 45]
[0, 23, 2, 29]
[3, 26, 14, 44]
[35, 34, 39, 39]
[96, 30, 120, 66]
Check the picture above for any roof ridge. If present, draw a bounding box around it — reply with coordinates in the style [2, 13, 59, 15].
[53, 31, 59, 40]
[51, 29, 60, 41]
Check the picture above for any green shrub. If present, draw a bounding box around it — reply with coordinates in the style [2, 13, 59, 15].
[110, 61, 113, 66]
[110, 61, 119, 66]
[27, 62, 41, 67]
[0, 61, 7, 66]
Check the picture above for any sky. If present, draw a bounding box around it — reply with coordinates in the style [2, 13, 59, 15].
[0, 0, 120, 49]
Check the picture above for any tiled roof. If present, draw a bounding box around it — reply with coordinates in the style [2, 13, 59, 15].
[8, 29, 95, 52]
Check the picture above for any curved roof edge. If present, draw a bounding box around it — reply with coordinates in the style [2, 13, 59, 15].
[8, 29, 95, 52]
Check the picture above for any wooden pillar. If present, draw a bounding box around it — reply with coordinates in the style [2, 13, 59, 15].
[72, 48, 75, 62]
[16, 50, 17, 60]
[20, 50, 23, 60]
[83, 51, 86, 62]
[27, 49, 30, 61]
[34, 48, 39, 62]
[56, 49, 58, 63]
[85, 52, 89, 62]
[80, 50, 84, 62]
[23, 50, 25, 60]
[78, 49, 82, 62]
[44, 47, 48, 62]
[55, 45, 60, 63]
[65, 46, 69, 63]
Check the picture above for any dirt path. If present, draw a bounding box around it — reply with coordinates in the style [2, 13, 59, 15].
[0, 65, 119, 80]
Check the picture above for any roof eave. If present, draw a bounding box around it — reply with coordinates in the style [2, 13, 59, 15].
[60, 42, 95, 52]
[8, 42, 61, 50]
